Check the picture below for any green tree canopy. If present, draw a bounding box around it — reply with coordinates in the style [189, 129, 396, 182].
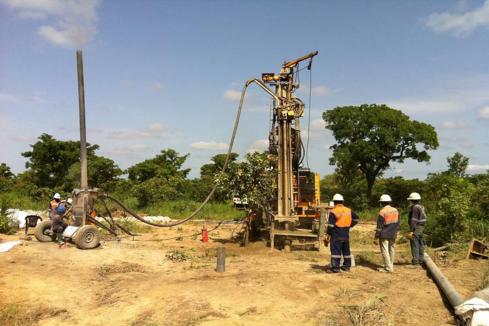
[0, 163, 14, 179]
[199, 153, 239, 201]
[323, 104, 439, 201]
[0, 163, 15, 192]
[127, 149, 191, 206]
[127, 149, 190, 182]
[22, 133, 98, 189]
[446, 152, 469, 177]
[65, 156, 123, 191]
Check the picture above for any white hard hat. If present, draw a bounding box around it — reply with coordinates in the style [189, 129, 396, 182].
[67, 198, 73, 204]
[407, 192, 421, 201]
[379, 194, 392, 202]
[332, 193, 344, 201]
[53, 193, 61, 199]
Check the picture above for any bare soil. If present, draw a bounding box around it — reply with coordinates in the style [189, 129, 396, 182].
[0, 221, 485, 325]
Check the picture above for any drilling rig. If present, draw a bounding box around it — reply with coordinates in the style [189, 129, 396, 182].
[245, 51, 329, 251]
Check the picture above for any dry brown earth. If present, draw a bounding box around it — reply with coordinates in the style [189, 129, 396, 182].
[0, 221, 485, 325]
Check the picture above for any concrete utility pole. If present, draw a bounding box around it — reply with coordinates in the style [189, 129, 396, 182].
[76, 49, 88, 225]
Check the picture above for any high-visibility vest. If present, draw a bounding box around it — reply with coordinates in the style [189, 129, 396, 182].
[379, 205, 399, 225]
[332, 204, 352, 227]
[50, 200, 59, 210]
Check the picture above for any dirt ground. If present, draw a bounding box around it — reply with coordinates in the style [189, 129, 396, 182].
[0, 221, 486, 326]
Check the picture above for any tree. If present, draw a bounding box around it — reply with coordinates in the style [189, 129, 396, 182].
[223, 152, 274, 210]
[128, 149, 190, 182]
[323, 104, 439, 201]
[127, 149, 191, 206]
[446, 152, 469, 177]
[0, 163, 14, 192]
[22, 134, 98, 189]
[199, 153, 239, 201]
[0, 163, 14, 179]
[65, 156, 123, 191]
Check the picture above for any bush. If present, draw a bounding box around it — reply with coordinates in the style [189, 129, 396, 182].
[0, 197, 18, 234]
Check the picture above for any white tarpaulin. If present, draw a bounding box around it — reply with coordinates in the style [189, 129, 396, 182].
[0, 240, 22, 253]
[456, 298, 489, 326]
[5, 209, 45, 228]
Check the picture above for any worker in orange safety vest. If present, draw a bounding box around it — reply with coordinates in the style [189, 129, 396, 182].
[48, 193, 61, 219]
[326, 194, 359, 273]
[374, 194, 399, 273]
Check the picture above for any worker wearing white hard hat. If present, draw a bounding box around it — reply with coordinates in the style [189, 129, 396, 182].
[407, 192, 427, 266]
[326, 194, 360, 273]
[374, 194, 399, 273]
[49, 193, 62, 219]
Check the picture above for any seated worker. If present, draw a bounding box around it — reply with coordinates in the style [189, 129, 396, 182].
[52, 204, 68, 244]
[48, 193, 61, 219]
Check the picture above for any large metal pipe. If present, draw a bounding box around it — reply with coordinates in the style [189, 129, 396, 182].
[424, 253, 464, 308]
[76, 50, 88, 226]
[76, 50, 88, 192]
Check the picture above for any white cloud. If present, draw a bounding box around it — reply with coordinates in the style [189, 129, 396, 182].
[298, 84, 331, 97]
[248, 139, 268, 153]
[0, 92, 45, 106]
[310, 118, 325, 130]
[426, 1, 489, 35]
[102, 144, 151, 159]
[148, 123, 164, 131]
[387, 98, 460, 114]
[149, 82, 163, 92]
[480, 106, 489, 119]
[223, 89, 242, 102]
[191, 141, 227, 150]
[467, 164, 489, 172]
[385, 74, 489, 116]
[107, 123, 167, 140]
[440, 121, 468, 129]
[0, 0, 101, 48]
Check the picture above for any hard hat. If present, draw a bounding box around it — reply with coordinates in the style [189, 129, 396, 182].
[53, 193, 61, 199]
[67, 198, 73, 204]
[56, 205, 66, 215]
[379, 194, 392, 202]
[332, 193, 344, 201]
[407, 192, 421, 201]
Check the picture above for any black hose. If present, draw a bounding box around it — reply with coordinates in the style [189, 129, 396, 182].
[101, 82, 251, 227]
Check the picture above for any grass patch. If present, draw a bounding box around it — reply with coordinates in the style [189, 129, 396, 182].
[117, 218, 152, 234]
[165, 250, 192, 262]
[145, 200, 244, 221]
[342, 295, 388, 326]
[478, 262, 489, 290]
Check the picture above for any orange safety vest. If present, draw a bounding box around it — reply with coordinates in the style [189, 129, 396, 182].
[332, 204, 352, 227]
[50, 200, 59, 210]
[379, 205, 399, 225]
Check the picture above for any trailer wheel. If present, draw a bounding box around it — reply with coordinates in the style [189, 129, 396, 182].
[73, 225, 100, 249]
[34, 220, 55, 242]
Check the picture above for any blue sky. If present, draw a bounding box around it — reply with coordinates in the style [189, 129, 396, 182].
[1, 0, 488, 179]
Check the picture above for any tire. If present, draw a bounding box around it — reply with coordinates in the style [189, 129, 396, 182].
[34, 220, 55, 242]
[73, 225, 100, 249]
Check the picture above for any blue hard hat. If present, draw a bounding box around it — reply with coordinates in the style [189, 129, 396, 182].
[56, 205, 66, 215]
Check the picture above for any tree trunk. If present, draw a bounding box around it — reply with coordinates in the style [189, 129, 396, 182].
[366, 175, 375, 204]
